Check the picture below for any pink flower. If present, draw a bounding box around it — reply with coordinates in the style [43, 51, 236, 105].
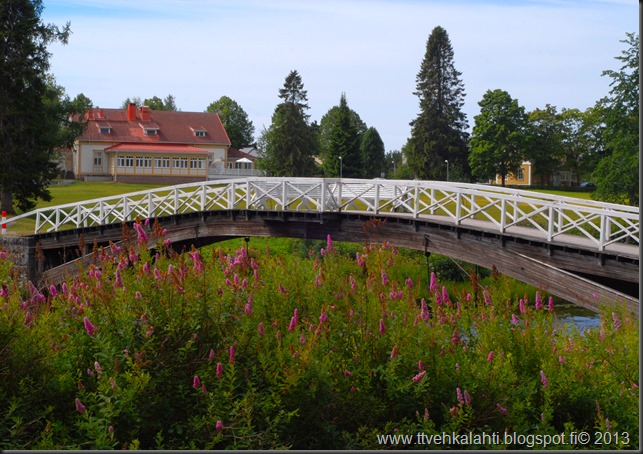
[326, 234, 333, 251]
[229, 345, 236, 364]
[380, 269, 389, 286]
[344, 369, 353, 377]
[535, 292, 543, 311]
[464, 390, 471, 405]
[418, 360, 424, 371]
[278, 283, 288, 294]
[548, 296, 554, 312]
[519, 299, 526, 314]
[94, 361, 102, 377]
[496, 403, 507, 415]
[257, 322, 265, 337]
[540, 370, 548, 388]
[420, 299, 429, 321]
[451, 329, 459, 344]
[356, 252, 364, 267]
[349, 275, 357, 290]
[511, 314, 518, 325]
[612, 312, 621, 330]
[390, 346, 398, 358]
[320, 247, 326, 256]
[412, 370, 427, 383]
[299, 334, 306, 344]
[379, 319, 386, 335]
[441, 286, 449, 303]
[483, 290, 492, 305]
[208, 349, 215, 362]
[429, 272, 438, 292]
[456, 387, 464, 404]
[405, 277, 414, 288]
[83, 317, 95, 336]
[75, 398, 86, 414]
[215, 420, 224, 430]
[135, 291, 142, 300]
[319, 310, 328, 323]
[288, 316, 297, 332]
[216, 362, 223, 377]
[487, 351, 494, 362]
[192, 375, 201, 389]
[49, 284, 57, 298]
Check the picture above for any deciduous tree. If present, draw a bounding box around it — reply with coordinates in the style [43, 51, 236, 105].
[468, 89, 528, 186]
[0, 0, 88, 213]
[406, 26, 469, 181]
[206, 96, 255, 150]
[591, 32, 639, 205]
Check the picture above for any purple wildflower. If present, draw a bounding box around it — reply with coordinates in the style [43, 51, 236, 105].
[75, 398, 86, 414]
[381, 269, 389, 286]
[344, 369, 353, 377]
[540, 370, 548, 388]
[511, 313, 519, 325]
[192, 375, 201, 389]
[496, 403, 507, 415]
[83, 317, 96, 336]
[356, 252, 364, 267]
[412, 370, 427, 383]
[49, 284, 57, 299]
[519, 299, 526, 314]
[215, 420, 224, 430]
[548, 296, 554, 312]
[114, 269, 123, 288]
[216, 362, 223, 377]
[288, 316, 297, 332]
[379, 319, 386, 335]
[326, 234, 334, 251]
[208, 349, 215, 362]
[464, 390, 471, 405]
[429, 272, 438, 292]
[612, 312, 621, 330]
[487, 351, 494, 362]
[535, 292, 543, 311]
[278, 283, 288, 294]
[405, 277, 414, 288]
[390, 346, 398, 358]
[420, 299, 429, 321]
[229, 346, 236, 364]
[456, 387, 464, 404]
[257, 322, 265, 337]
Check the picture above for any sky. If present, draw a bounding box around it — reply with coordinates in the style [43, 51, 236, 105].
[41, 0, 636, 152]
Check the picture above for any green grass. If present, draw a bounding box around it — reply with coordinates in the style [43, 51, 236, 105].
[41, 181, 168, 208]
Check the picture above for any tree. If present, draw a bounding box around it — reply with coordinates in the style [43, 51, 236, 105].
[121, 94, 178, 111]
[558, 107, 604, 184]
[121, 96, 142, 109]
[526, 105, 564, 186]
[468, 89, 528, 186]
[360, 127, 386, 178]
[258, 70, 318, 176]
[206, 96, 255, 149]
[0, 0, 89, 214]
[406, 26, 470, 181]
[319, 94, 362, 178]
[591, 32, 639, 205]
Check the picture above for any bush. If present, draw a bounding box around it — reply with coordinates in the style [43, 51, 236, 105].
[0, 228, 638, 449]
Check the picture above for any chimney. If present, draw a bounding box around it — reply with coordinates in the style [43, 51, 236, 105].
[140, 106, 150, 122]
[127, 103, 137, 121]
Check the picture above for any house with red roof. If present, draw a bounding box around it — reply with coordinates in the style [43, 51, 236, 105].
[73, 104, 233, 183]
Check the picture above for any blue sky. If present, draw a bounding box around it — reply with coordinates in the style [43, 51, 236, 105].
[42, 0, 636, 151]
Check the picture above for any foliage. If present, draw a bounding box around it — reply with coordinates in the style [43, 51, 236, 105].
[591, 32, 639, 206]
[0, 0, 89, 214]
[360, 127, 386, 179]
[205, 96, 255, 149]
[319, 95, 367, 178]
[558, 106, 605, 184]
[320, 94, 362, 178]
[0, 228, 637, 449]
[526, 105, 564, 186]
[469, 89, 529, 186]
[258, 70, 318, 177]
[407, 26, 470, 181]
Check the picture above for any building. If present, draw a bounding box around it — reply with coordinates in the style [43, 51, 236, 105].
[72, 104, 231, 183]
[494, 161, 532, 186]
[208, 147, 261, 177]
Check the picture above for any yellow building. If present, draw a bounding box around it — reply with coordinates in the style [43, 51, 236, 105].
[495, 161, 532, 186]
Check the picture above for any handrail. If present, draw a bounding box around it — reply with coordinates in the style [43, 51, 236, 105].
[2, 177, 639, 253]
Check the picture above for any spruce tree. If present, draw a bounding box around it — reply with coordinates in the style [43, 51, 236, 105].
[407, 26, 469, 181]
[258, 70, 317, 176]
[360, 127, 386, 178]
[320, 94, 362, 178]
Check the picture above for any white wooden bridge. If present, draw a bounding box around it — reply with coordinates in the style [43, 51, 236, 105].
[1, 178, 639, 314]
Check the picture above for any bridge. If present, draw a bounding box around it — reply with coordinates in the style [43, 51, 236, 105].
[0, 177, 639, 315]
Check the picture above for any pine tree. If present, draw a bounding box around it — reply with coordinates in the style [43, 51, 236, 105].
[258, 70, 318, 176]
[407, 26, 469, 181]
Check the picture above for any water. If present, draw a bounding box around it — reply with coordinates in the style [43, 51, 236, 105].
[553, 302, 601, 331]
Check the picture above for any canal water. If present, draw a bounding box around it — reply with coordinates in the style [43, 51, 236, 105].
[554, 303, 601, 331]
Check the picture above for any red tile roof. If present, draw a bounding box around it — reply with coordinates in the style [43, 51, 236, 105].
[104, 143, 210, 154]
[227, 146, 256, 161]
[79, 107, 231, 146]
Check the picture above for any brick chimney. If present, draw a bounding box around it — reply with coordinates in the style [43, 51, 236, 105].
[140, 106, 151, 121]
[127, 103, 137, 121]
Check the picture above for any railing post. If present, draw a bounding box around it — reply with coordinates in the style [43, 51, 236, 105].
[547, 206, 554, 242]
[374, 182, 380, 214]
[500, 199, 506, 232]
[320, 179, 326, 212]
[338, 180, 342, 212]
[599, 214, 607, 251]
[455, 192, 462, 224]
[430, 187, 435, 215]
[282, 180, 287, 211]
[413, 183, 419, 218]
[201, 184, 206, 212]
[148, 192, 154, 218]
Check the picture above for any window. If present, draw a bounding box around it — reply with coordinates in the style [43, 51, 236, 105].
[173, 157, 188, 169]
[194, 130, 206, 137]
[117, 156, 134, 167]
[190, 158, 205, 169]
[93, 151, 102, 166]
[144, 129, 158, 136]
[517, 168, 525, 181]
[155, 157, 170, 168]
[99, 127, 111, 134]
[136, 156, 152, 168]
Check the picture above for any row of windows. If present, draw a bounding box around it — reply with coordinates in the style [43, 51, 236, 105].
[111, 155, 206, 169]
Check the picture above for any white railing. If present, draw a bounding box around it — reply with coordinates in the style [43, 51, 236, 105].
[3, 178, 639, 253]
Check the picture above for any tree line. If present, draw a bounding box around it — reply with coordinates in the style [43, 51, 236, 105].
[0, 0, 638, 215]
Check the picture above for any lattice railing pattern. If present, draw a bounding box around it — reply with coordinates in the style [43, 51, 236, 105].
[4, 177, 639, 252]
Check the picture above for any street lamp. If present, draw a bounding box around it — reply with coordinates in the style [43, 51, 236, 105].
[339, 156, 343, 179]
[444, 159, 449, 181]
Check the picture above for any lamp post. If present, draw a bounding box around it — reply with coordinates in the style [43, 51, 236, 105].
[339, 156, 343, 179]
[444, 159, 449, 181]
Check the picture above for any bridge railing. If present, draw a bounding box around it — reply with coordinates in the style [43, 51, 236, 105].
[2, 177, 639, 252]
